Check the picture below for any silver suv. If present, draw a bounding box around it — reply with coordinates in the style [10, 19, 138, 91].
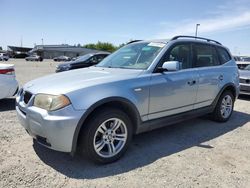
[16, 36, 240, 163]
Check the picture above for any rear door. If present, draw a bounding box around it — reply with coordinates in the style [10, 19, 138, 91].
[192, 43, 222, 109]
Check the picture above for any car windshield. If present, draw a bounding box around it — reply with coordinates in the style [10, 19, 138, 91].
[74, 54, 92, 63]
[244, 65, 250, 70]
[242, 57, 250, 62]
[96, 42, 165, 70]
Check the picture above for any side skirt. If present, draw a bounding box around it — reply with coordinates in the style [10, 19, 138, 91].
[136, 106, 214, 134]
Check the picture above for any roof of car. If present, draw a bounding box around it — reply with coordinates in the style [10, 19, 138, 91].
[132, 36, 225, 48]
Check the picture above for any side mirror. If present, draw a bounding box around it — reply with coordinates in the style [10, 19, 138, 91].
[157, 61, 182, 72]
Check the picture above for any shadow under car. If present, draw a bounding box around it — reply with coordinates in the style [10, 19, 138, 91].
[33, 110, 250, 179]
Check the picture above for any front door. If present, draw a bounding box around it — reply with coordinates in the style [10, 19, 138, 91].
[148, 43, 198, 120]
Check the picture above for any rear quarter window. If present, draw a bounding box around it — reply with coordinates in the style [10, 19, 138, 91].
[217, 47, 231, 64]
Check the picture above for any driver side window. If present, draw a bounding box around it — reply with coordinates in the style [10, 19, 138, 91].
[165, 44, 192, 69]
[89, 56, 98, 64]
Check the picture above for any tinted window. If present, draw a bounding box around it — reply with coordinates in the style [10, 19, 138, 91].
[243, 57, 250, 62]
[193, 44, 219, 67]
[217, 47, 231, 64]
[89, 56, 98, 64]
[89, 55, 106, 64]
[165, 44, 192, 69]
[96, 54, 106, 62]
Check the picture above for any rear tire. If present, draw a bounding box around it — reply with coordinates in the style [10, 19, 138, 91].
[79, 107, 133, 164]
[211, 90, 234, 122]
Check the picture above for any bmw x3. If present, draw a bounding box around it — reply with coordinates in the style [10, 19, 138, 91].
[16, 36, 240, 163]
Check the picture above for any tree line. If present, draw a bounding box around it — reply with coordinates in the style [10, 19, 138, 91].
[82, 41, 125, 52]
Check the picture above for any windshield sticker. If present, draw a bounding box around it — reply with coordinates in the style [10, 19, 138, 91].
[147, 42, 165, 48]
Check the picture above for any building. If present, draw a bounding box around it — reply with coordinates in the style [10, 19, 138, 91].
[30, 44, 102, 59]
[7, 46, 32, 58]
[0, 47, 6, 54]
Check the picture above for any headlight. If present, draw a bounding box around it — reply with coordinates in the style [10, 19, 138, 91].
[33, 94, 71, 111]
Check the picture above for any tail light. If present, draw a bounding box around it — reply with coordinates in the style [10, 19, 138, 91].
[0, 68, 15, 75]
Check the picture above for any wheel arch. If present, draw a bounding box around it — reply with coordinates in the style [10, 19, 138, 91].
[71, 97, 141, 155]
[212, 83, 237, 108]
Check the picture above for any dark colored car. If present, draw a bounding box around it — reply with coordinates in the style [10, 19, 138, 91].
[55, 52, 110, 72]
[53, 56, 71, 62]
[13, 53, 29, 58]
[25, 55, 43, 61]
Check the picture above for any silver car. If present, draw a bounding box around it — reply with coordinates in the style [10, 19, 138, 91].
[16, 36, 239, 163]
[239, 64, 250, 95]
[0, 53, 9, 61]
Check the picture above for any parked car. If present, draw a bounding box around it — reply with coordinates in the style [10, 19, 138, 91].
[53, 56, 71, 62]
[239, 64, 250, 95]
[242, 56, 250, 62]
[55, 52, 110, 72]
[233, 56, 242, 62]
[13, 53, 28, 58]
[0, 63, 18, 99]
[16, 36, 239, 164]
[236, 61, 250, 70]
[25, 55, 43, 62]
[0, 53, 9, 61]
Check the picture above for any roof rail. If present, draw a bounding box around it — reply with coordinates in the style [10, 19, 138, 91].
[126, 40, 142, 44]
[170, 35, 222, 45]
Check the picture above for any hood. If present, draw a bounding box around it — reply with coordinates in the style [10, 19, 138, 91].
[23, 66, 144, 94]
[57, 58, 85, 67]
[239, 70, 250, 78]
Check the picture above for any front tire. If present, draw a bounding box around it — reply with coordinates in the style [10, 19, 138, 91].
[79, 108, 133, 164]
[211, 91, 234, 122]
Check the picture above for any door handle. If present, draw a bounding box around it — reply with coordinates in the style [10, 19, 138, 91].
[219, 75, 224, 81]
[187, 80, 196, 86]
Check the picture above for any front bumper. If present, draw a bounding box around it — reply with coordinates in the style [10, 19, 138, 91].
[16, 94, 85, 152]
[55, 67, 69, 73]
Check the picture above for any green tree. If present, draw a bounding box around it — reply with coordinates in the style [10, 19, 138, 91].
[83, 41, 122, 52]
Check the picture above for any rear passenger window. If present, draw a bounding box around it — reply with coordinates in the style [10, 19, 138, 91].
[165, 44, 192, 69]
[217, 47, 231, 64]
[193, 44, 219, 67]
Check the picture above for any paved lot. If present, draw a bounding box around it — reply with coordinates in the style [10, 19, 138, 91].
[0, 59, 250, 188]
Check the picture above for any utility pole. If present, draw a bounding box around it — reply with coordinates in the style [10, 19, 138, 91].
[41, 38, 44, 45]
[195, 24, 200, 37]
[21, 35, 23, 47]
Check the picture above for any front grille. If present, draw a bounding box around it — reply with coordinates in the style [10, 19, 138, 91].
[240, 85, 250, 92]
[240, 78, 250, 84]
[23, 91, 32, 104]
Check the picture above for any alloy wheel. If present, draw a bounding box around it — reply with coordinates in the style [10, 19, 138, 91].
[93, 118, 128, 158]
[220, 95, 233, 119]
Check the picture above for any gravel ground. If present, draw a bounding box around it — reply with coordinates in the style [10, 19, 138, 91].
[0, 59, 250, 188]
